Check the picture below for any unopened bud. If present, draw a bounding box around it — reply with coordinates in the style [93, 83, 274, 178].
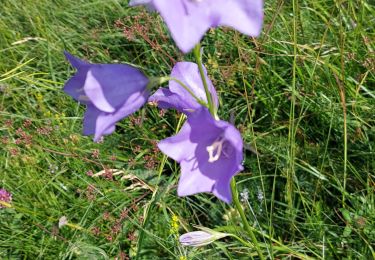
[179, 227, 229, 247]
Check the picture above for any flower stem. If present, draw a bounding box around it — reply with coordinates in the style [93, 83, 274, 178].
[230, 179, 265, 260]
[193, 44, 216, 116]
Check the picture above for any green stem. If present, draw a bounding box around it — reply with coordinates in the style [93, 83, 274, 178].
[192, 44, 263, 258]
[193, 44, 216, 116]
[231, 179, 265, 260]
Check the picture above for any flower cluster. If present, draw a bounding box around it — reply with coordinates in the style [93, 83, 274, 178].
[63, 2, 264, 203]
[0, 188, 12, 208]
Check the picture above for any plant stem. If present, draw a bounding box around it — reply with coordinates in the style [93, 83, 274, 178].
[193, 44, 216, 116]
[231, 179, 265, 260]
[193, 43, 263, 258]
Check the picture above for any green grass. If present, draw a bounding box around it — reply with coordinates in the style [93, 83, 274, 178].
[1, 0, 374, 259]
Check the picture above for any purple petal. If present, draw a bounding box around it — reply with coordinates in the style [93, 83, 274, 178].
[84, 64, 149, 113]
[153, 0, 264, 53]
[64, 52, 90, 103]
[158, 121, 194, 162]
[84, 91, 149, 142]
[64, 68, 90, 104]
[93, 90, 149, 141]
[212, 177, 233, 203]
[153, 0, 210, 53]
[179, 231, 213, 246]
[178, 159, 216, 197]
[169, 62, 218, 110]
[83, 105, 116, 136]
[149, 88, 196, 113]
[64, 51, 88, 69]
[212, 0, 264, 37]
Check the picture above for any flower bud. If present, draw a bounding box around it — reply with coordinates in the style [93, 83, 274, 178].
[179, 227, 229, 247]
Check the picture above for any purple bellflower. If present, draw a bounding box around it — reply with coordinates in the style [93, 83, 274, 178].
[149, 61, 218, 114]
[132, 0, 264, 53]
[158, 108, 243, 203]
[63, 52, 149, 141]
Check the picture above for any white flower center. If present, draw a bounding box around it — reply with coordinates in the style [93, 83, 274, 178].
[206, 138, 225, 163]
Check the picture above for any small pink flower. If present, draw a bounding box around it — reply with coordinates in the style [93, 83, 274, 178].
[0, 188, 12, 208]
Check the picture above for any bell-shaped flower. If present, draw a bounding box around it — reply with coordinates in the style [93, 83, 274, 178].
[179, 227, 229, 247]
[63, 52, 150, 141]
[131, 0, 264, 53]
[158, 108, 243, 203]
[149, 61, 218, 114]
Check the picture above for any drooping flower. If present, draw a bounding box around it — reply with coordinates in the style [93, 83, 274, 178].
[131, 0, 264, 53]
[158, 108, 243, 203]
[149, 61, 218, 114]
[63, 52, 150, 141]
[179, 227, 229, 247]
[0, 188, 12, 208]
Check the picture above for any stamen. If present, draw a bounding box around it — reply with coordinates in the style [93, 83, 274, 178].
[206, 139, 224, 163]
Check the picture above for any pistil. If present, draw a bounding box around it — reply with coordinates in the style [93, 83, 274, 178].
[206, 138, 224, 163]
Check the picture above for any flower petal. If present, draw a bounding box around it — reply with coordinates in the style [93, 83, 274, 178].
[179, 231, 213, 247]
[84, 64, 149, 113]
[153, 0, 210, 53]
[214, 0, 264, 37]
[64, 52, 90, 103]
[63, 68, 90, 104]
[149, 88, 196, 113]
[84, 70, 115, 113]
[212, 176, 233, 203]
[93, 90, 149, 141]
[83, 90, 148, 141]
[169, 62, 218, 110]
[152, 0, 263, 53]
[64, 51, 88, 69]
[83, 104, 115, 136]
[177, 159, 215, 197]
[158, 121, 195, 162]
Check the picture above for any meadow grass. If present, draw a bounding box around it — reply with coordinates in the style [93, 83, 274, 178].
[1, 0, 374, 259]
